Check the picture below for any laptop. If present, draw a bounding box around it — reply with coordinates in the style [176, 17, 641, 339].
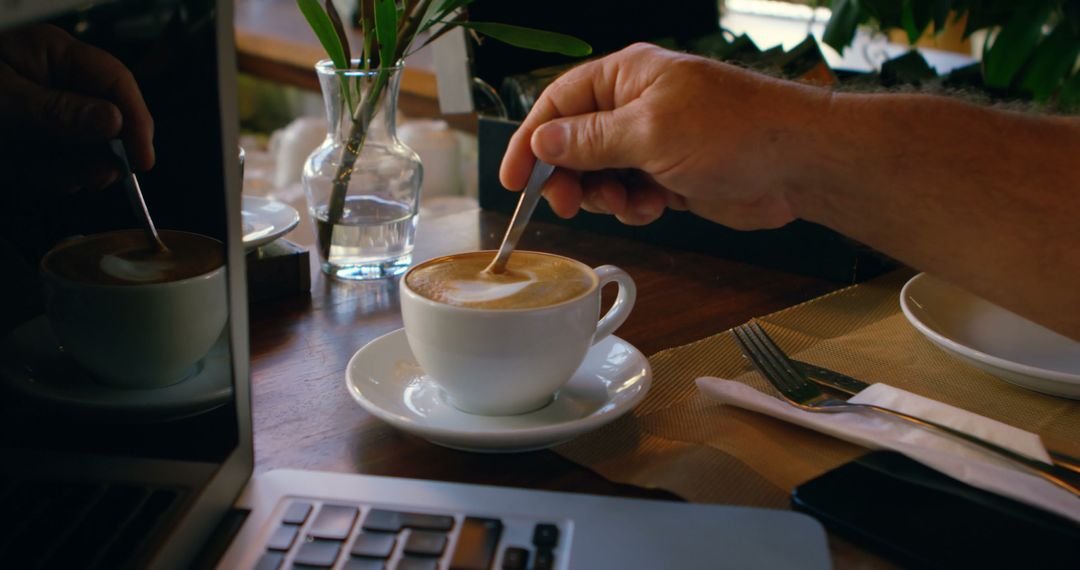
[0, 1, 831, 568]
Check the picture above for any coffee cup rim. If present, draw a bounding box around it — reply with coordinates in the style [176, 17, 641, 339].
[40, 229, 225, 290]
[401, 250, 601, 313]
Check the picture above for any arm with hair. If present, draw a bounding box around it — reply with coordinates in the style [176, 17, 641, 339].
[794, 93, 1080, 338]
[500, 44, 1080, 339]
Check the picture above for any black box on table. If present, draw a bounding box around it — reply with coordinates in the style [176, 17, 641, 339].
[246, 239, 311, 304]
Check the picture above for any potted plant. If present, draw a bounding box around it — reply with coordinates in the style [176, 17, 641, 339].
[296, 0, 590, 279]
[822, 0, 1080, 107]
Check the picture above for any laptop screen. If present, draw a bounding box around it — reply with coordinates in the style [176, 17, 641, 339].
[0, 0, 246, 565]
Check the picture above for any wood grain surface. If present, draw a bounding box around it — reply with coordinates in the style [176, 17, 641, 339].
[250, 207, 840, 475]
[249, 207, 889, 567]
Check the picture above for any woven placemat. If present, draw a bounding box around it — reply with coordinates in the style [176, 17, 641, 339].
[555, 271, 1080, 509]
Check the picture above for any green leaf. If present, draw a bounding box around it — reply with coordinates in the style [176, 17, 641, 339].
[297, 0, 348, 69]
[1058, 70, 1080, 111]
[962, 1, 1016, 38]
[901, 0, 933, 45]
[861, 0, 904, 27]
[324, 0, 351, 66]
[374, 0, 398, 66]
[411, 11, 467, 54]
[982, 2, 1054, 88]
[823, 0, 860, 53]
[361, 0, 374, 69]
[1017, 20, 1080, 101]
[456, 22, 592, 57]
[425, 0, 476, 29]
[901, 0, 920, 44]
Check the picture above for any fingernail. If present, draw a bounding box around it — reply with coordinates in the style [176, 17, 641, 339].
[79, 101, 119, 135]
[637, 203, 659, 218]
[536, 123, 568, 158]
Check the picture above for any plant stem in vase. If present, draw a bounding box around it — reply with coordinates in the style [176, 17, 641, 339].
[297, 0, 592, 279]
[305, 61, 422, 280]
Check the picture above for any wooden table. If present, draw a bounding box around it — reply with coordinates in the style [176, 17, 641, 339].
[248, 207, 886, 566]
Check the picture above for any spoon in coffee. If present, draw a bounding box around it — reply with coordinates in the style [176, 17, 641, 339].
[109, 139, 169, 253]
[485, 159, 556, 274]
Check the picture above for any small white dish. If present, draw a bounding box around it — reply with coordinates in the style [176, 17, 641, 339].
[242, 195, 300, 250]
[0, 316, 233, 422]
[900, 273, 1080, 399]
[345, 328, 652, 452]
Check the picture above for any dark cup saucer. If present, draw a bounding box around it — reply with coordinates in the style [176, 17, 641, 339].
[0, 316, 232, 423]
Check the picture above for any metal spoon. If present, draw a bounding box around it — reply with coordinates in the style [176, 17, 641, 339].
[485, 159, 556, 274]
[109, 139, 169, 253]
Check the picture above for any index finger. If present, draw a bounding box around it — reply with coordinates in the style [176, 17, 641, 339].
[499, 57, 611, 190]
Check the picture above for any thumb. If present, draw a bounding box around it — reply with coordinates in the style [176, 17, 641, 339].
[36, 88, 123, 142]
[530, 104, 650, 171]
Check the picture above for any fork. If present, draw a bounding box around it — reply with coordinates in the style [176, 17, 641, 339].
[731, 321, 1080, 498]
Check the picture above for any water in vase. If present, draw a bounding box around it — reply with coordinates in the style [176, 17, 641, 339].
[314, 196, 417, 280]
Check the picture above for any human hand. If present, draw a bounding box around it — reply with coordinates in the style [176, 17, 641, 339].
[499, 43, 830, 229]
[0, 24, 154, 191]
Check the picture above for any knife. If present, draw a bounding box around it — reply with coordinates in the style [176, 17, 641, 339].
[794, 359, 1080, 473]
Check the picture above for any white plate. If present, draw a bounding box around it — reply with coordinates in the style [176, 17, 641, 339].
[0, 316, 233, 422]
[345, 328, 652, 453]
[242, 195, 300, 250]
[900, 273, 1080, 399]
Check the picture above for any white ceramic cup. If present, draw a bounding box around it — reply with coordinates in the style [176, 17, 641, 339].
[40, 231, 228, 389]
[400, 251, 636, 415]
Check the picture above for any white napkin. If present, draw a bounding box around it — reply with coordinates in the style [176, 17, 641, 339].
[695, 378, 1080, 523]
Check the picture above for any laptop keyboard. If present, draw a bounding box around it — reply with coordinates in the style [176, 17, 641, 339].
[255, 498, 568, 570]
[0, 477, 181, 569]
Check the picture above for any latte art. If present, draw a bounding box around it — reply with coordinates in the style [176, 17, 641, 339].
[406, 251, 595, 309]
[44, 230, 224, 286]
[101, 252, 178, 283]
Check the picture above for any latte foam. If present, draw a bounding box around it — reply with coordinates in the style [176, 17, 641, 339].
[406, 251, 594, 309]
[44, 230, 224, 286]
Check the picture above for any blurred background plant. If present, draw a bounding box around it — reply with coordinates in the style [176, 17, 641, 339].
[820, 0, 1080, 107]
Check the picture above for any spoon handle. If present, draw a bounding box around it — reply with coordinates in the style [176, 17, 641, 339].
[486, 160, 556, 273]
[109, 140, 168, 253]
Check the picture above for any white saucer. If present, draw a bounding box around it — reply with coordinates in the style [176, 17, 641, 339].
[0, 316, 233, 422]
[900, 273, 1080, 399]
[242, 195, 300, 250]
[345, 328, 652, 453]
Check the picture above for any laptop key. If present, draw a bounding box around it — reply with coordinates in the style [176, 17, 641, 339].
[255, 551, 285, 570]
[402, 530, 447, 556]
[501, 547, 529, 570]
[534, 548, 554, 570]
[350, 532, 396, 558]
[362, 509, 454, 532]
[533, 523, 559, 548]
[309, 504, 358, 540]
[282, 501, 314, 525]
[344, 557, 387, 570]
[395, 557, 438, 570]
[449, 517, 503, 570]
[293, 539, 343, 567]
[267, 524, 300, 551]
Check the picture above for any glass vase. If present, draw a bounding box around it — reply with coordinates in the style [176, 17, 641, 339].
[303, 60, 422, 280]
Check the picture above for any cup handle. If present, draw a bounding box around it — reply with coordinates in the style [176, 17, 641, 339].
[592, 265, 636, 345]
